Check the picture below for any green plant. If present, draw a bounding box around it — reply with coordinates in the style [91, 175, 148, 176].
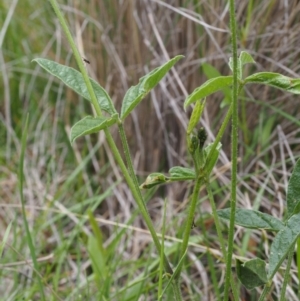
[31, 0, 300, 300]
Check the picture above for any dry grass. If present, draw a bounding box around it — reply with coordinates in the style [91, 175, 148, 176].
[1, 0, 300, 300]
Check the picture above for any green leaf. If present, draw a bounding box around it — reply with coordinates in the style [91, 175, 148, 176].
[268, 213, 300, 279]
[244, 72, 300, 94]
[287, 158, 300, 218]
[204, 142, 222, 176]
[139, 167, 195, 189]
[0, 221, 12, 258]
[202, 63, 232, 108]
[228, 51, 255, 80]
[121, 55, 184, 120]
[33, 58, 117, 115]
[217, 208, 284, 231]
[184, 76, 233, 109]
[202, 62, 221, 79]
[236, 258, 267, 290]
[239, 51, 255, 65]
[70, 113, 118, 143]
[169, 166, 196, 180]
[88, 235, 107, 280]
[186, 99, 206, 135]
[139, 173, 169, 189]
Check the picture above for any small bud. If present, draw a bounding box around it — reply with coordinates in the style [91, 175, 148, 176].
[189, 135, 199, 154]
[197, 127, 207, 149]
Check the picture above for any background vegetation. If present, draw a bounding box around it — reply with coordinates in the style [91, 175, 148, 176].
[1, 0, 300, 300]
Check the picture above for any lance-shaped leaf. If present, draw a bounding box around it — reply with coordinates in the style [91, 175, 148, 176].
[121, 55, 184, 120]
[204, 142, 222, 176]
[268, 213, 300, 279]
[244, 72, 300, 94]
[202, 63, 232, 108]
[184, 76, 233, 109]
[139, 173, 169, 189]
[70, 114, 118, 143]
[236, 258, 267, 290]
[217, 208, 284, 231]
[169, 166, 196, 181]
[287, 158, 300, 218]
[186, 99, 206, 135]
[33, 58, 117, 115]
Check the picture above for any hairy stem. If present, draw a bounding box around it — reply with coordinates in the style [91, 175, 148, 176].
[223, 0, 239, 299]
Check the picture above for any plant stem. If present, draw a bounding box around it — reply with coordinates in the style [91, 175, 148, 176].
[48, 0, 175, 276]
[206, 104, 232, 167]
[118, 122, 181, 290]
[280, 246, 294, 301]
[258, 283, 272, 301]
[173, 281, 183, 301]
[158, 198, 167, 300]
[175, 174, 203, 279]
[206, 180, 239, 301]
[223, 0, 239, 299]
[297, 237, 300, 299]
[118, 123, 146, 211]
[206, 180, 226, 255]
[48, 0, 101, 117]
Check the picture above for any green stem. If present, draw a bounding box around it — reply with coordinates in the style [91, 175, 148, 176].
[206, 104, 232, 167]
[118, 123, 146, 211]
[258, 283, 272, 301]
[173, 281, 183, 301]
[297, 237, 300, 299]
[206, 180, 239, 301]
[280, 246, 294, 301]
[223, 0, 239, 299]
[48, 0, 175, 276]
[118, 122, 177, 276]
[207, 252, 222, 301]
[175, 174, 203, 279]
[104, 128, 174, 275]
[206, 180, 226, 256]
[158, 199, 167, 300]
[48, 0, 101, 117]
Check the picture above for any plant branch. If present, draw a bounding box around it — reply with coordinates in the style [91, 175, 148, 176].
[48, 0, 174, 276]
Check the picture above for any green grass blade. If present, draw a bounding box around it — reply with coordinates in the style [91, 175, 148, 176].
[158, 198, 167, 300]
[19, 114, 45, 300]
[0, 221, 12, 258]
[159, 249, 187, 298]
